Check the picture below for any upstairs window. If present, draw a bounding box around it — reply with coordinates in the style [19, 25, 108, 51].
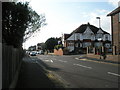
[105, 36, 108, 40]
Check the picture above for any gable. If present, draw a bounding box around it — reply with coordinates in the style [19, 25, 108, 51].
[83, 26, 94, 34]
[67, 34, 75, 40]
[97, 29, 104, 34]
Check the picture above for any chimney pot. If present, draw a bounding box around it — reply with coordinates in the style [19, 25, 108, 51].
[118, 1, 120, 6]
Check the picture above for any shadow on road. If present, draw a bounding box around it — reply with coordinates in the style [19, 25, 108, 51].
[36, 57, 61, 72]
[15, 56, 64, 88]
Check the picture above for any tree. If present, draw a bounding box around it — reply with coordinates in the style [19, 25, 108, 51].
[37, 43, 46, 52]
[2, 2, 46, 48]
[45, 38, 58, 52]
[23, 9, 47, 42]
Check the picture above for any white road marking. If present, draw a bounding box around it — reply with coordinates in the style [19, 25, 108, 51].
[50, 60, 53, 63]
[43, 60, 54, 63]
[31, 59, 36, 60]
[73, 64, 92, 69]
[58, 60, 67, 63]
[75, 58, 79, 60]
[107, 72, 120, 77]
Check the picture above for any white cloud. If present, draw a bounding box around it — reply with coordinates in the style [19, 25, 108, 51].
[108, 0, 120, 7]
[81, 9, 111, 34]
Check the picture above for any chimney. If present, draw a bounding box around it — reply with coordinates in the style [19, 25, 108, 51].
[118, 1, 120, 6]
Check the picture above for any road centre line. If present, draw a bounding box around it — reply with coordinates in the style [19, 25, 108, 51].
[107, 72, 120, 77]
[73, 63, 92, 69]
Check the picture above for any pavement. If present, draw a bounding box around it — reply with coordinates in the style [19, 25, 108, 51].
[84, 56, 120, 64]
[15, 55, 65, 89]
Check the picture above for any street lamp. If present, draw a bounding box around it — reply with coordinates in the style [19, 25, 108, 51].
[96, 17, 101, 28]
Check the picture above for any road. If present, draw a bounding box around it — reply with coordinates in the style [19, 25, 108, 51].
[30, 55, 119, 88]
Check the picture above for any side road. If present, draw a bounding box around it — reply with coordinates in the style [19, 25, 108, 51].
[15, 56, 65, 88]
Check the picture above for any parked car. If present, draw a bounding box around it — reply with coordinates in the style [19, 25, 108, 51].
[37, 50, 44, 55]
[30, 51, 37, 56]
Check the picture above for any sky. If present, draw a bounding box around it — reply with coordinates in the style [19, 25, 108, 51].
[19, 0, 120, 49]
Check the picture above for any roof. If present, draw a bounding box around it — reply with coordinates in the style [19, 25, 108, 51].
[72, 23, 109, 34]
[65, 23, 109, 40]
[107, 6, 120, 16]
[64, 34, 70, 40]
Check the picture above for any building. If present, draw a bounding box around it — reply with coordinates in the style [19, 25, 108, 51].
[64, 23, 111, 53]
[28, 45, 36, 51]
[107, 2, 120, 55]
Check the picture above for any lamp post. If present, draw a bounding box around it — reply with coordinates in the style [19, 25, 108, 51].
[96, 17, 101, 28]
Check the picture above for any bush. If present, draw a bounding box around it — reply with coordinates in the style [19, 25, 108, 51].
[54, 44, 63, 50]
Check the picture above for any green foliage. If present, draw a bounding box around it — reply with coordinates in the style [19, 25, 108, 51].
[45, 38, 58, 52]
[2, 2, 46, 48]
[54, 44, 63, 50]
[63, 47, 69, 52]
[63, 47, 69, 55]
[37, 43, 46, 52]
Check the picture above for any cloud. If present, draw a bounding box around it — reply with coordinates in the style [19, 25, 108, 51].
[81, 9, 111, 34]
[107, 0, 120, 7]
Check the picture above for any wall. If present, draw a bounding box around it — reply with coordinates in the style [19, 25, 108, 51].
[0, 1, 2, 89]
[86, 54, 120, 63]
[112, 13, 120, 54]
[54, 48, 63, 56]
[0, 29, 1, 90]
[2, 44, 23, 89]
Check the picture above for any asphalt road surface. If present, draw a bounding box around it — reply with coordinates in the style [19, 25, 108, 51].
[30, 55, 119, 88]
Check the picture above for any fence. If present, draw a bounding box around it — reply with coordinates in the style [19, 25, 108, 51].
[0, 42, 1, 88]
[2, 44, 23, 89]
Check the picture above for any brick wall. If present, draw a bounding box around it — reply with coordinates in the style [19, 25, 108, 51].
[54, 48, 63, 56]
[112, 13, 120, 54]
[86, 54, 120, 63]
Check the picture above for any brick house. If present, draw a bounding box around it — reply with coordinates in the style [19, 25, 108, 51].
[64, 23, 111, 53]
[107, 3, 120, 55]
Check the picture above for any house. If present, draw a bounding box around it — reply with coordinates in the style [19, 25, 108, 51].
[28, 45, 36, 51]
[107, 2, 120, 55]
[64, 23, 111, 53]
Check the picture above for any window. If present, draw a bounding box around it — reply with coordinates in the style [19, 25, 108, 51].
[105, 36, 108, 40]
[76, 34, 79, 40]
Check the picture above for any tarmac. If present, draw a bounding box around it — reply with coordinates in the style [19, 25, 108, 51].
[15, 56, 65, 89]
[15, 54, 119, 89]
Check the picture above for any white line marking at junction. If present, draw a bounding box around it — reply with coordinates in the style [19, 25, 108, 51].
[58, 60, 67, 63]
[43, 60, 53, 63]
[75, 58, 79, 60]
[108, 72, 120, 77]
[50, 60, 53, 63]
[73, 64, 92, 69]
